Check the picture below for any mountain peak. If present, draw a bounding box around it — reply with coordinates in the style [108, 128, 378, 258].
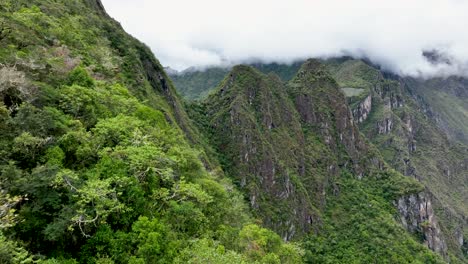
[293, 59, 336, 84]
[217, 64, 264, 94]
[230, 64, 259, 75]
[301, 58, 325, 71]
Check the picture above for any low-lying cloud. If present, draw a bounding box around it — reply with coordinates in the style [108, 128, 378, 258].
[101, 0, 468, 77]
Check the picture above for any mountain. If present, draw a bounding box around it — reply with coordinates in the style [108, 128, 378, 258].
[169, 66, 231, 100]
[163, 66, 179, 76]
[325, 58, 467, 260]
[0, 0, 466, 263]
[168, 61, 304, 100]
[184, 58, 467, 262]
[403, 76, 468, 145]
[0, 1, 302, 263]
[187, 60, 451, 263]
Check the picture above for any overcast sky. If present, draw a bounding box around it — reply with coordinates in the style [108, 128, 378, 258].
[101, 0, 468, 77]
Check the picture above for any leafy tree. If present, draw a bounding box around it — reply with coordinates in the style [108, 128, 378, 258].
[67, 66, 94, 87]
[0, 231, 34, 264]
[174, 238, 246, 264]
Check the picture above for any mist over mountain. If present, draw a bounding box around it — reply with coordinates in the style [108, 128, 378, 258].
[102, 0, 468, 77]
[0, 0, 466, 263]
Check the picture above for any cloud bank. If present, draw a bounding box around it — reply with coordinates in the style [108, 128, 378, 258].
[101, 0, 468, 77]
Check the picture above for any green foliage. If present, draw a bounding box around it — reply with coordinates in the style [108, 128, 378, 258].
[130, 216, 177, 263]
[0, 192, 21, 229]
[170, 61, 303, 100]
[67, 66, 95, 87]
[2, 71, 290, 262]
[239, 224, 283, 260]
[238, 224, 304, 263]
[0, 0, 463, 263]
[303, 171, 444, 264]
[174, 238, 246, 264]
[0, 231, 34, 264]
[0, 13, 298, 260]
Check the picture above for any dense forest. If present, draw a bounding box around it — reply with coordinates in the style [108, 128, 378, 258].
[0, 0, 466, 263]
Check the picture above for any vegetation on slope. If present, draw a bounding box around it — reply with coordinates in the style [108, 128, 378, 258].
[403, 77, 468, 144]
[327, 58, 468, 262]
[170, 61, 303, 100]
[0, 0, 464, 263]
[0, 1, 302, 263]
[188, 60, 445, 263]
[169, 67, 230, 100]
[304, 171, 443, 264]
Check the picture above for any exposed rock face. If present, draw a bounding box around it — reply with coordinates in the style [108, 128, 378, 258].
[204, 65, 318, 240]
[454, 227, 465, 248]
[377, 117, 393, 134]
[288, 60, 381, 177]
[397, 192, 448, 257]
[353, 94, 372, 123]
[202, 60, 386, 240]
[326, 59, 467, 261]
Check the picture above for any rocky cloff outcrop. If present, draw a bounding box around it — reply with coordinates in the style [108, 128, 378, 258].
[203, 65, 319, 240]
[353, 94, 372, 123]
[288, 60, 383, 177]
[397, 192, 448, 257]
[327, 58, 467, 261]
[201, 60, 387, 240]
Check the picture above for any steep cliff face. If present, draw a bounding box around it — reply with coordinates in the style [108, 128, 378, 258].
[198, 61, 387, 239]
[327, 58, 467, 261]
[200, 65, 318, 240]
[0, 1, 307, 263]
[186, 59, 447, 262]
[398, 193, 448, 256]
[287, 60, 381, 177]
[353, 94, 372, 123]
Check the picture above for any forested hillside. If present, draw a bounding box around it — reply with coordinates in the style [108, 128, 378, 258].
[325, 59, 467, 261]
[187, 60, 454, 263]
[183, 58, 468, 263]
[0, 0, 466, 263]
[0, 1, 302, 263]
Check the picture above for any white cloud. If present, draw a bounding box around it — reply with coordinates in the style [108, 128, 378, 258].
[101, 0, 468, 77]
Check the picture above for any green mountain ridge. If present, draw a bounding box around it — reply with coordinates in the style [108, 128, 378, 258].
[187, 60, 452, 262]
[0, 1, 302, 263]
[325, 59, 467, 261]
[169, 61, 304, 100]
[0, 0, 466, 263]
[181, 59, 467, 262]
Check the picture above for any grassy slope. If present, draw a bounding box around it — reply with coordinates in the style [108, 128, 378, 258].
[403, 77, 468, 144]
